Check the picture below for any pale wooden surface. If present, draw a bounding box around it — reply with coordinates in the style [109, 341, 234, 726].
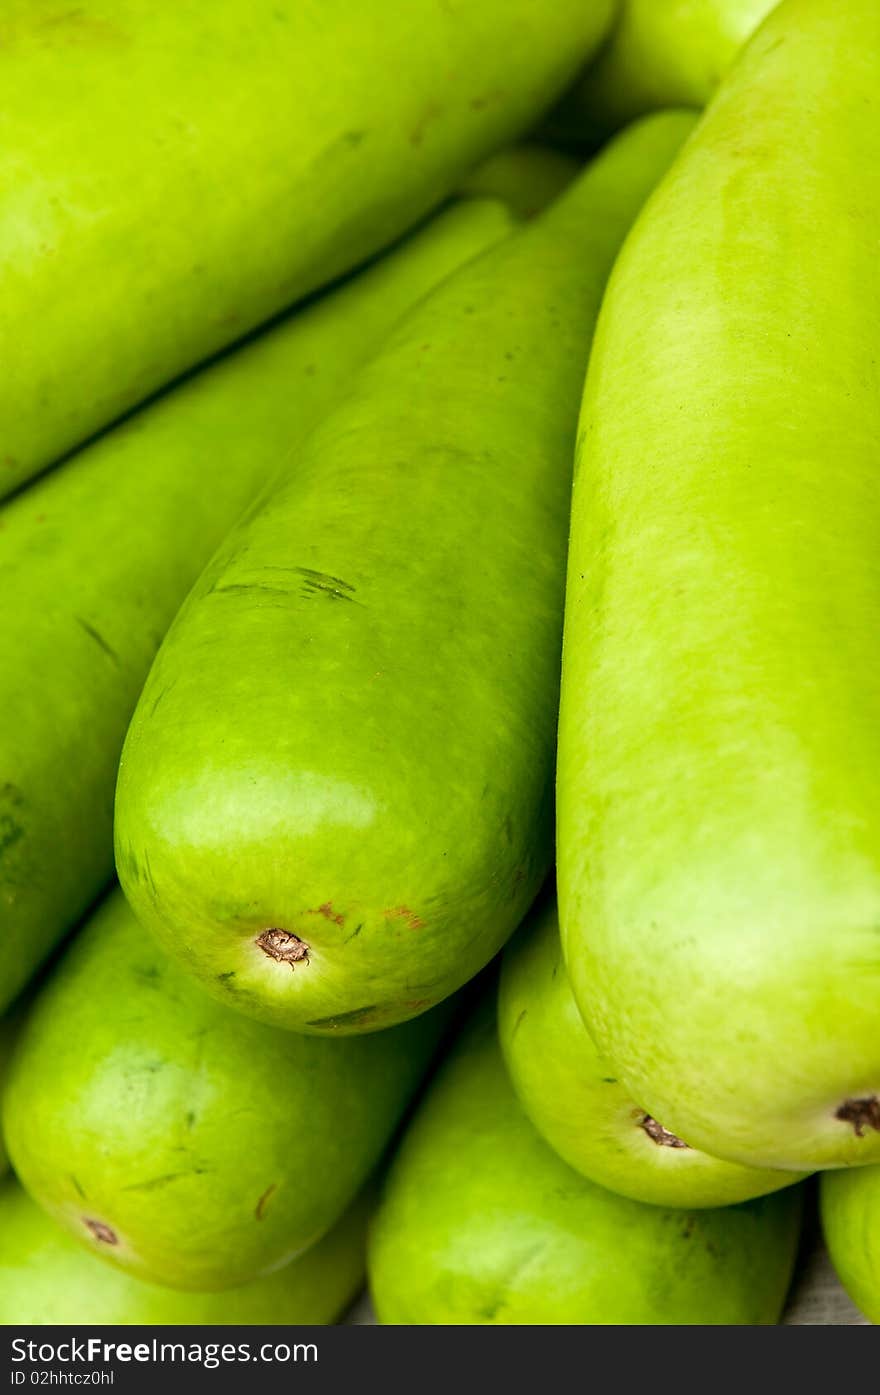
[781, 1240, 869, 1325]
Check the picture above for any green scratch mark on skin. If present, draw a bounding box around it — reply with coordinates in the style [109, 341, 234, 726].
[75, 616, 120, 665]
[0, 816, 24, 860]
[294, 567, 360, 602]
[510, 1008, 528, 1039]
[122, 1167, 210, 1193]
[306, 1004, 379, 1029]
[209, 582, 293, 598]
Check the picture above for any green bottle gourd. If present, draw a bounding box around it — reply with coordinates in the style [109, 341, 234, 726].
[0, 1179, 368, 1326]
[558, 0, 880, 1171]
[499, 898, 808, 1207]
[115, 111, 696, 1036]
[820, 1166, 880, 1324]
[2, 889, 450, 1291]
[0, 0, 617, 498]
[551, 0, 777, 143]
[0, 196, 515, 1016]
[368, 1004, 803, 1324]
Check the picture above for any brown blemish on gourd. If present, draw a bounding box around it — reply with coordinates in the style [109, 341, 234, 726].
[835, 1096, 880, 1137]
[256, 929, 310, 967]
[308, 901, 345, 926]
[255, 1184, 278, 1220]
[638, 1113, 690, 1149]
[84, 1218, 118, 1245]
[384, 906, 425, 930]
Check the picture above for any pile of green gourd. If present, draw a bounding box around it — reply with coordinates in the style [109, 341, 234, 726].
[0, 0, 877, 1328]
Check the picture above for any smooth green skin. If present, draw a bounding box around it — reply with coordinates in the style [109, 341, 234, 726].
[0, 0, 617, 500]
[368, 1006, 803, 1324]
[553, 0, 777, 143]
[0, 197, 515, 1018]
[2, 889, 450, 1291]
[820, 1168, 880, 1324]
[0, 1180, 367, 1326]
[499, 899, 808, 1207]
[458, 143, 581, 219]
[558, 0, 880, 1171]
[115, 112, 695, 1038]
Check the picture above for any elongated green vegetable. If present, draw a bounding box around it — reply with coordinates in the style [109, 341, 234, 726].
[0, 197, 515, 1016]
[115, 112, 695, 1036]
[551, 0, 777, 143]
[820, 1167, 880, 1324]
[558, 0, 880, 1171]
[458, 143, 581, 218]
[368, 1004, 803, 1324]
[0, 1179, 368, 1325]
[0, 0, 616, 498]
[2, 889, 448, 1291]
[499, 899, 807, 1207]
